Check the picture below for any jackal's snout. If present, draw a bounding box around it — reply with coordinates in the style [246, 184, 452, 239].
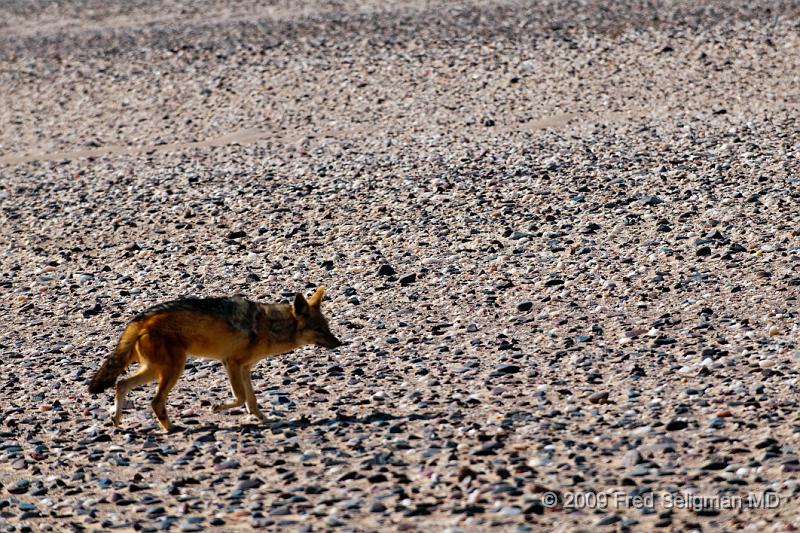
[319, 333, 343, 349]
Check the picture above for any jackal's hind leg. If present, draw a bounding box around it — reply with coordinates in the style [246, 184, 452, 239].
[212, 361, 246, 414]
[241, 366, 266, 421]
[151, 361, 184, 432]
[113, 366, 156, 427]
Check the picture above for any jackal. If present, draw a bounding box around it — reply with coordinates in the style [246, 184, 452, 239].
[88, 287, 341, 431]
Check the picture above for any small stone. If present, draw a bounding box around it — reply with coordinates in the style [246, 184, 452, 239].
[544, 279, 564, 287]
[399, 273, 416, 286]
[7, 479, 30, 494]
[666, 419, 688, 431]
[516, 301, 533, 312]
[236, 478, 263, 491]
[642, 196, 664, 206]
[584, 222, 601, 233]
[491, 365, 521, 376]
[768, 326, 780, 336]
[702, 456, 728, 470]
[696, 246, 712, 257]
[589, 391, 610, 404]
[596, 514, 621, 526]
[377, 264, 396, 276]
[371, 391, 386, 402]
[370, 502, 387, 512]
[83, 301, 102, 318]
[622, 450, 643, 468]
[226, 230, 247, 239]
[625, 328, 648, 339]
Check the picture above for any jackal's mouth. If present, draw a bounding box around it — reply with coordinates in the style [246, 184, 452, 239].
[319, 335, 342, 349]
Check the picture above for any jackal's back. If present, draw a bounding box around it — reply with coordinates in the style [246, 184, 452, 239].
[133, 296, 262, 336]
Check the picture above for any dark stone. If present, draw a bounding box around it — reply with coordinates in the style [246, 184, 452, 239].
[7, 479, 29, 494]
[702, 456, 728, 470]
[491, 365, 520, 376]
[584, 222, 601, 234]
[589, 391, 610, 404]
[83, 301, 102, 318]
[596, 514, 621, 526]
[666, 419, 688, 431]
[642, 196, 664, 206]
[377, 264, 396, 276]
[399, 273, 417, 286]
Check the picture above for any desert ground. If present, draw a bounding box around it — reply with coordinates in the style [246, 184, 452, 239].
[1, 0, 799, 531]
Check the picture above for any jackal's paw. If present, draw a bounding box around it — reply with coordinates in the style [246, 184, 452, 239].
[250, 411, 267, 422]
[211, 403, 229, 413]
[111, 415, 122, 427]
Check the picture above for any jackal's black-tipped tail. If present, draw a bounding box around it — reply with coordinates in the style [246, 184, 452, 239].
[88, 323, 141, 394]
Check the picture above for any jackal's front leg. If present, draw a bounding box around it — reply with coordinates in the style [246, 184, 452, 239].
[212, 361, 246, 413]
[241, 366, 266, 421]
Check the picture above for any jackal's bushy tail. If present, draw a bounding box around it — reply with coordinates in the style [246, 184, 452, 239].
[88, 323, 141, 394]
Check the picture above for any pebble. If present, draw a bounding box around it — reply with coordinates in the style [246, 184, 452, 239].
[588, 391, 610, 404]
[399, 273, 417, 286]
[491, 365, 521, 376]
[622, 450, 643, 468]
[377, 264, 396, 276]
[516, 301, 533, 312]
[665, 419, 688, 431]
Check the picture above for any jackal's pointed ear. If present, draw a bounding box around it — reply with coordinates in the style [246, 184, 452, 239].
[293, 292, 309, 316]
[308, 287, 325, 308]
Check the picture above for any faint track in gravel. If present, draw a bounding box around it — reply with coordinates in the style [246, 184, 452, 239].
[0, 111, 637, 165]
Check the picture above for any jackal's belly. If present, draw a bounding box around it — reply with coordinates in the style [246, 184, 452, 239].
[183, 334, 253, 360]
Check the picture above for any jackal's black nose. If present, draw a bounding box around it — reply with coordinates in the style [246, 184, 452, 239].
[326, 336, 343, 349]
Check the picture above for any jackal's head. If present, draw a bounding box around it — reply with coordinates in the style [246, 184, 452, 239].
[293, 287, 342, 349]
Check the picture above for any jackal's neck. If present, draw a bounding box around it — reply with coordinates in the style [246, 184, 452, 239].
[259, 303, 298, 344]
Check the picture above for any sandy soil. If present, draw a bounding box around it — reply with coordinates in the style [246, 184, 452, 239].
[1, 1, 799, 531]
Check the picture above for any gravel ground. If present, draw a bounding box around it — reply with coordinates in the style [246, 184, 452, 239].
[1, 1, 799, 531]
